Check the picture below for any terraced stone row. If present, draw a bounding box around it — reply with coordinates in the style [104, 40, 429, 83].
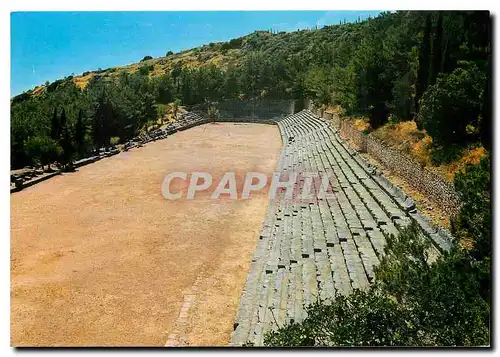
[230, 110, 453, 346]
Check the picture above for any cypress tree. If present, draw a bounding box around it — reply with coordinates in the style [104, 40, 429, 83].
[58, 108, 72, 165]
[59, 108, 67, 131]
[50, 107, 60, 141]
[75, 109, 86, 158]
[415, 13, 432, 122]
[429, 12, 444, 86]
[93, 92, 105, 149]
[480, 54, 492, 150]
[60, 121, 74, 166]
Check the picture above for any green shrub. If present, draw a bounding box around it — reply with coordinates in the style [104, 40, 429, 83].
[109, 136, 120, 146]
[24, 136, 62, 167]
[452, 155, 491, 302]
[264, 291, 415, 347]
[452, 155, 491, 260]
[156, 104, 169, 119]
[207, 105, 219, 120]
[220, 42, 231, 52]
[430, 144, 465, 165]
[138, 65, 154, 76]
[229, 37, 243, 48]
[264, 222, 490, 347]
[418, 63, 486, 146]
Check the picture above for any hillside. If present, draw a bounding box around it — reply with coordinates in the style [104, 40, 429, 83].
[15, 18, 374, 101]
[17, 27, 335, 98]
[11, 11, 491, 174]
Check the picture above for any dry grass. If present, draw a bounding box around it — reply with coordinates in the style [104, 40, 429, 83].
[31, 85, 46, 97]
[324, 104, 345, 116]
[73, 72, 95, 89]
[343, 118, 486, 229]
[434, 146, 487, 182]
[341, 117, 371, 132]
[353, 118, 370, 132]
[371, 120, 487, 182]
[372, 121, 433, 167]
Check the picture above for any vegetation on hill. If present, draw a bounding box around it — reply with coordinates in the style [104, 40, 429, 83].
[11, 11, 490, 170]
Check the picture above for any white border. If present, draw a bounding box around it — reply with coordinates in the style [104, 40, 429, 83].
[2, 2, 498, 356]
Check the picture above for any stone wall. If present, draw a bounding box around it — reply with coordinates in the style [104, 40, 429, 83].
[335, 118, 461, 217]
[187, 99, 295, 120]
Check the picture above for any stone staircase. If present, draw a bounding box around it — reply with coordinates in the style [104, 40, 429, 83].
[230, 110, 454, 346]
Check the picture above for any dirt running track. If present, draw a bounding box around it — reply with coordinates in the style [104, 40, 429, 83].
[11, 123, 282, 346]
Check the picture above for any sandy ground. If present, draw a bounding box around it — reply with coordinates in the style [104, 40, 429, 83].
[10, 122, 282, 347]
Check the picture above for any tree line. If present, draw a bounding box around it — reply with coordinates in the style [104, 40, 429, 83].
[11, 11, 491, 169]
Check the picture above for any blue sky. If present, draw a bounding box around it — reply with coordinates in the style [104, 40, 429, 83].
[11, 11, 381, 96]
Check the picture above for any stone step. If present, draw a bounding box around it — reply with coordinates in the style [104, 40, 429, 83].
[231, 109, 454, 346]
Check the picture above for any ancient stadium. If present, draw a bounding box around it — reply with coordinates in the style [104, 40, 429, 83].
[10, 100, 456, 347]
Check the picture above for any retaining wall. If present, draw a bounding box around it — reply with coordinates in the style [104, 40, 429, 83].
[187, 99, 295, 119]
[331, 116, 461, 217]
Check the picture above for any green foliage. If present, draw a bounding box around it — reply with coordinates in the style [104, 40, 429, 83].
[11, 91, 31, 105]
[265, 155, 492, 347]
[264, 222, 490, 347]
[220, 42, 231, 52]
[141, 55, 153, 62]
[50, 108, 60, 141]
[265, 291, 415, 347]
[10, 11, 491, 170]
[452, 155, 491, 263]
[429, 12, 444, 87]
[23, 135, 62, 167]
[207, 105, 219, 120]
[172, 98, 181, 118]
[109, 136, 120, 146]
[430, 144, 464, 165]
[229, 37, 244, 48]
[418, 63, 486, 145]
[138, 64, 154, 76]
[304, 67, 334, 106]
[74, 109, 86, 157]
[155, 103, 169, 119]
[375, 223, 489, 346]
[415, 14, 432, 116]
[59, 122, 75, 165]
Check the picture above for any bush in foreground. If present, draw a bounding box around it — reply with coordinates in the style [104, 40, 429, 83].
[264, 220, 490, 346]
